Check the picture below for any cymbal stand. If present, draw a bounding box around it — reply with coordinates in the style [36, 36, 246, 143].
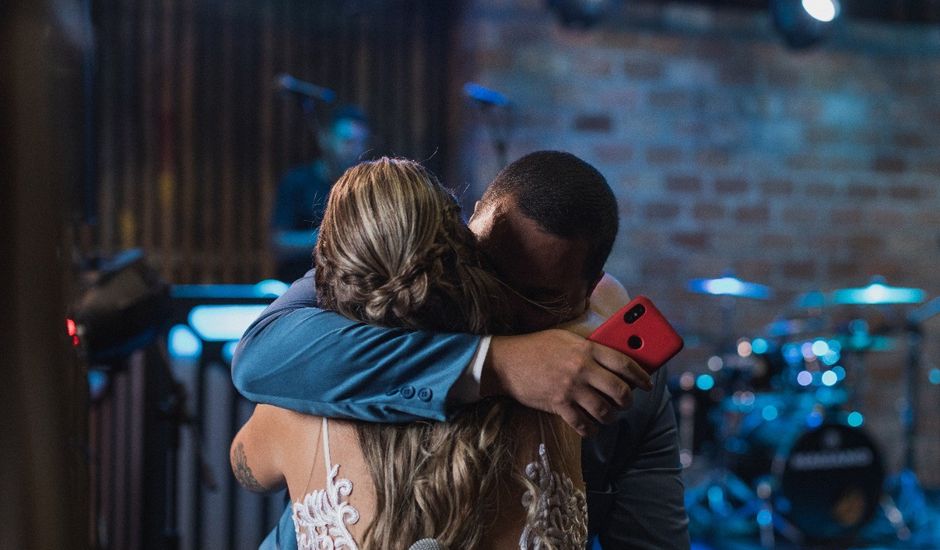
[878, 298, 940, 544]
[685, 296, 766, 544]
[842, 318, 872, 412]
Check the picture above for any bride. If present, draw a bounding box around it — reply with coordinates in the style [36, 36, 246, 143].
[231, 157, 586, 549]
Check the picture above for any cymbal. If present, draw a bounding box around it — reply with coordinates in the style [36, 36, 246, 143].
[687, 274, 772, 300]
[831, 277, 924, 306]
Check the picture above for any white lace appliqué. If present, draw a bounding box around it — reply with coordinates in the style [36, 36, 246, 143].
[292, 418, 360, 550]
[518, 443, 588, 550]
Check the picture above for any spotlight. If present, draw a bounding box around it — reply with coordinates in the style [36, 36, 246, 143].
[546, 0, 612, 28]
[771, 0, 841, 49]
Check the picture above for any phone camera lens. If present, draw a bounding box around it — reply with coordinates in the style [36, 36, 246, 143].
[627, 335, 643, 349]
[624, 304, 646, 324]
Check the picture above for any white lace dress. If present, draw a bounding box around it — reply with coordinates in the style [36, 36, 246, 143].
[291, 418, 587, 550]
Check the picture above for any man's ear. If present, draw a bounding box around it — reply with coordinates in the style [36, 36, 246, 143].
[467, 201, 484, 223]
[468, 200, 483, 223]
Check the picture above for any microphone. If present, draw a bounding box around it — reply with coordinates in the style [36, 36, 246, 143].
[275, 73, 336, 102]
[463, 82, 510, 107]
[407, 538, 444, 550]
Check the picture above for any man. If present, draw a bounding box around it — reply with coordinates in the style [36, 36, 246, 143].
[271, 105, 370, 281]
[233, 151, 690, 549]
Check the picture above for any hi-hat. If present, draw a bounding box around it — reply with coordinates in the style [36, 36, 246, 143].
[831, 277, 925, 306]
[688, 273, 773, 300]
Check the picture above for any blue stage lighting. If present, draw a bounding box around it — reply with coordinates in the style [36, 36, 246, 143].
[696, 374, 715, 391]
[771, 0, 841, 49]
[929, 369, 940, 385]
[847, 411, 864, 427]
[168, 324, 202, 359]
[188, 304, 267, 341]
[803, 0, 838, 22]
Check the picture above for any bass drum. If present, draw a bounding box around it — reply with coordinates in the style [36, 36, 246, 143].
[732, 414, 885, 541]
[771, 422, 885, 541]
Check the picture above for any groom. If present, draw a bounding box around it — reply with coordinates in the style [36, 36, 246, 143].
[232, 151, 690, 549]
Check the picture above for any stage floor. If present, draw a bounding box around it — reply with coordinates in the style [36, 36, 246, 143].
[686, 489, 940, 549]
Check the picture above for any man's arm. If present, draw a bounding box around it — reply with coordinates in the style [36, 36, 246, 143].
[232, 272, 647, 432]
[232, 273, 481, 422]
[580, 274, 689, 547]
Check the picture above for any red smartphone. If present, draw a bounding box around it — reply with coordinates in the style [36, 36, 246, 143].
[588, 295, 684, 374]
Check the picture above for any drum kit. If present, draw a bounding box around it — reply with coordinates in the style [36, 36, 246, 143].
[680, 273, 939, 548]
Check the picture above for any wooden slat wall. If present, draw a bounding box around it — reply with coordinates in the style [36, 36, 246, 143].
[92, 0, 454, 283]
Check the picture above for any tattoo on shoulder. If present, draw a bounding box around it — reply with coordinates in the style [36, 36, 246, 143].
[232, 442, 267, 492]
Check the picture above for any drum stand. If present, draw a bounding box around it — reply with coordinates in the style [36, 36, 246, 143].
[685, 296, 770, 544]
[875, 299, 940, 545]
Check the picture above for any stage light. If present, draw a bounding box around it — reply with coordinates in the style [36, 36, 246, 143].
[806, 410, 824, 428]
[546, 0, 612, 28]
[847, 411, 864, 427]
[696, 374, 715, 391]
[797, 370, 813, 386]
[802, 0, 837, 22]
[66, 318, 80, 347]
[707, 355, 724, 372]
[751, 338, 769, 355]
[188, 305, 267, 342]
[771, 0, 841, 49]
[737, 339, 753, 358]
[168, 324, 202, 360]
[811, 339, 830, 357]
[680, 371, 696, 390]
[929, 368, 940, 385]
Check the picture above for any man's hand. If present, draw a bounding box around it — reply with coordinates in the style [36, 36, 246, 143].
[481, 329, 652, 437]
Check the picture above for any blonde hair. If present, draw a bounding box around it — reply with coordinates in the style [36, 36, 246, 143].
[315, 157, 510, 334]
[315, 158, 526, 549]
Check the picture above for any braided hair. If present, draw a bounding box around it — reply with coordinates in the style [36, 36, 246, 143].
[314, 158, 526, 549]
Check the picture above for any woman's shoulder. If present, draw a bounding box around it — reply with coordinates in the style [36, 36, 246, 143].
[591, 272, 630, 318]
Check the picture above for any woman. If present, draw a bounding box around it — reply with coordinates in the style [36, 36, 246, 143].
[231, 158, 586, 549]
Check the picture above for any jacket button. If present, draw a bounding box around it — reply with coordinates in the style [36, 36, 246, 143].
[401, 385, 416, 399]
[417, 388, 432, 402]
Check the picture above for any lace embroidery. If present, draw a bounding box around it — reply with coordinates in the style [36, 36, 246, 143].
[518, 443, 588, 550]
[292, 418, 360, 550]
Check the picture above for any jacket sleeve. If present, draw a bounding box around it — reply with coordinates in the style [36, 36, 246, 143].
[231, 272, 481, 422]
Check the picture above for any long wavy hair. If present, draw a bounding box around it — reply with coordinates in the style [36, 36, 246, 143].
[315, 157, 537, 549]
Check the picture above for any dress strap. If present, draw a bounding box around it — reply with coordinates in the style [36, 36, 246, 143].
[321, 417, 332, 474]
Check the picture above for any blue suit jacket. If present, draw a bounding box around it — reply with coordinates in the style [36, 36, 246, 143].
[232, 273, 689, 550]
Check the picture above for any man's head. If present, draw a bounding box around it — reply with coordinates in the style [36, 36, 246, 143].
[469, 150, 619, 330]
[319, 105, 370, 175]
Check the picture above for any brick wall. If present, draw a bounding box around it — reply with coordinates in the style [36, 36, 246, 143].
[451, 1, 940, 484]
